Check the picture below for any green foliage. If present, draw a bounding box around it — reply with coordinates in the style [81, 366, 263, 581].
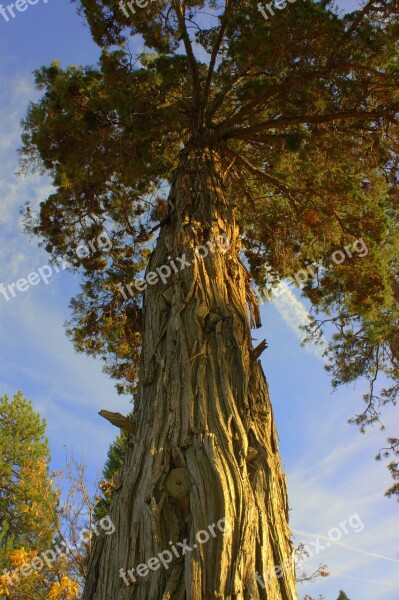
[337, 591, 351, 600]
[94, 432, 128, 521]
[0, 392, 58, 566]
[19, 1, 399, 493]
[0, 394, 82, 599]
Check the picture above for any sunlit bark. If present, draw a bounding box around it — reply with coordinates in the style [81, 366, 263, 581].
[83, 147, 297, 600]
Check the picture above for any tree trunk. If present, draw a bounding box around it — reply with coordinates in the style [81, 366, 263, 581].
[83, 147, 297, 600]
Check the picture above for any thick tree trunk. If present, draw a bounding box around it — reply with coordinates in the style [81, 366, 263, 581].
[83, 147, 297, 600]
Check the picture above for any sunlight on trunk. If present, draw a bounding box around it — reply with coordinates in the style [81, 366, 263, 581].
[83, 147, 297, 600]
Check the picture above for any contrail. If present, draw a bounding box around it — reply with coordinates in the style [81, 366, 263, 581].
[293, 528, 399, 563]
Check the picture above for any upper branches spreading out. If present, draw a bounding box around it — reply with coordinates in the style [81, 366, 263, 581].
[21, 0, 399, 491]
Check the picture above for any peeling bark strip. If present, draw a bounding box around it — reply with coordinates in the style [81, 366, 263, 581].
[83, 147, 297, 600]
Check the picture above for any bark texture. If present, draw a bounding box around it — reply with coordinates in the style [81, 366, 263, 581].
[83, 147, 297, 600]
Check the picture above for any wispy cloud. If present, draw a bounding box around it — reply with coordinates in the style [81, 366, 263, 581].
[0, 74, 124, 471]
[287, 400, 399, 599]
[270, 282, 327, 359]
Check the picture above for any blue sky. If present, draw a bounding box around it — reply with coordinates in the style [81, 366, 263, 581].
[0, 2, 398, 599]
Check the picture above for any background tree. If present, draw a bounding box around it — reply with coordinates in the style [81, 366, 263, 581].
[336, 591, 351, 600]
[0, 392, 78, 599]
[0, 392, 56, 559]
[19, 1, 399, 598]
[49, 451, 105, 586]
[94, 432, 129, 522]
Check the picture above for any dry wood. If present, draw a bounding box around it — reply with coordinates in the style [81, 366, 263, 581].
[84, 148, 297, 600]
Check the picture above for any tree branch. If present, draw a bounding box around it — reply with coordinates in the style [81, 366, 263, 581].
[173, 1, 201, 118]
[326, 0, 379, 68]
[202, 0, 231, 122]
[222, 107, 398, 139]
[225, 145, 296, 197]
[206, 67, 253, 123]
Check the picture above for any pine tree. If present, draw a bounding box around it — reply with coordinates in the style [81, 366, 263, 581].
[0, 392, 57, 564]
[94, 432, 128, 521]
[19, 1, 399, 598]
[0, 392, 79, 599]
[337, 591, 351, 600]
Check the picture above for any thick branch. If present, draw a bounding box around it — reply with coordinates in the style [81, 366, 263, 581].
[225, 145, 296, 197]
[202, 0, 231, 121]
[222, 107, 398, 140]
[99, 410, 136, 434]
[173, 1, 201, 118]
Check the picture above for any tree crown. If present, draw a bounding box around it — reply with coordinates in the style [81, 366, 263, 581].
[20, 0, 399, 493]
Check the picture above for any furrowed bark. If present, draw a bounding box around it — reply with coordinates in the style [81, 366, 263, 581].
[83, 147, 297, 600]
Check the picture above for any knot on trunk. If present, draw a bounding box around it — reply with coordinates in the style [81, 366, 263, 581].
[165, 467, 191, 500]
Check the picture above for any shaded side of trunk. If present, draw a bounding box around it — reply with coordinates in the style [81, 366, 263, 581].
[83, 147, 297, 600]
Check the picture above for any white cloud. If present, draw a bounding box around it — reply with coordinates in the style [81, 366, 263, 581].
[0, 74, 125, 470]
[287, 401, 399, 599]
[270, 282, 328, 359]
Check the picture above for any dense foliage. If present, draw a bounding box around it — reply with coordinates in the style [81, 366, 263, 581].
[20, 0, 399, 494]
[0, 392, 78, 599]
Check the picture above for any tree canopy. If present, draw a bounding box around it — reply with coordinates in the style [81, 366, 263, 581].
[0, 392, 57, 558]
[0, 392, 78, 599]
[20, 0, 399, 494]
